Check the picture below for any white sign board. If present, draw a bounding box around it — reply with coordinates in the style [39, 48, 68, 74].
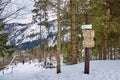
[81, 24, 92, 29]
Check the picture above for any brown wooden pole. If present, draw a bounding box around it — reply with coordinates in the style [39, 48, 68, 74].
[84, 12, 90, 74]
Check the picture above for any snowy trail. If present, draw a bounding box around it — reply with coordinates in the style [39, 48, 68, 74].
[0, 60, 120, 80]
[0, 55, 17, 70]
[8, 55, 18, 66]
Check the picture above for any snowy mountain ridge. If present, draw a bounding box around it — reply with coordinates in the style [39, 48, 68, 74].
[6, 19, 70, 50]
[6, 19, 57, 49]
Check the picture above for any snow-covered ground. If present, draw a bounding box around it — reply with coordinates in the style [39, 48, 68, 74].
[0, 60, 120, 80]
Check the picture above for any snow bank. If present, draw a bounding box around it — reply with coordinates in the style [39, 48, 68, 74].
[0, 60, 120, 80]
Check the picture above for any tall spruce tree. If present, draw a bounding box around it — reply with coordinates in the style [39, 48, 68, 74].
[89, 0, 109, 60]
[32, 0, 49, 62]
[89, 0, 120, 60]
[0, 23, 14, 57]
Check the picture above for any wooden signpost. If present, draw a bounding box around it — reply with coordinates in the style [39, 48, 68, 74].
[82, 13, 95, 74]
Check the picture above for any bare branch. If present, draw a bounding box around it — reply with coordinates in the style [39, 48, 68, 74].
[4, 6, 27, 20]
[0, 0, 11, 14]
[0, 0, 32, 23]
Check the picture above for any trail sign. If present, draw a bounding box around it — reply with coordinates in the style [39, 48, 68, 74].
[80, 24, 92, 30]
[83, 40, 95, 48]
[82, 30, 95, 38]
[82, 30, 95, 48]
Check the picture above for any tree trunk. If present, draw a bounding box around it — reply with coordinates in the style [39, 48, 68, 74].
[56, 0, 61, 74]
[110, 47, 113, 60]
[103, 0, 110, 60]
[70, 0, 77, 64]
[44, 51, 46, 66]
[39, 44, 41, 62]
[99, 48, 103, 60]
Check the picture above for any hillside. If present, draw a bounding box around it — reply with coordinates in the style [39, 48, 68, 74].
[5, 18, 70, 50]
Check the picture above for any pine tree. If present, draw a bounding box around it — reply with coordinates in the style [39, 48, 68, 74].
[91, 0, 106, 59]
[32, 0, 49, 62]
[32, 0, 49, 23]
[0, 23, 14, 57]
[89, 0, 120, 60]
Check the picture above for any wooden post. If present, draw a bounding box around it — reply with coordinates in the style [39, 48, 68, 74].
[84, 12, 90, 74]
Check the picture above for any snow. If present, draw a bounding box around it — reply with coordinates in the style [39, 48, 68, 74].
[48, 36, 56, 47]
[0, 60, 120, 80]
[63, 32, 70, 42]
[8, 18, 33, 24]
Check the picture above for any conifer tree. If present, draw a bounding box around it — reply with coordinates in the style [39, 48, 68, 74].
[0, 23, 14, 57]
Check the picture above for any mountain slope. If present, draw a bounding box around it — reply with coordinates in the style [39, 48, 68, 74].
[6, 19, 58, 49]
